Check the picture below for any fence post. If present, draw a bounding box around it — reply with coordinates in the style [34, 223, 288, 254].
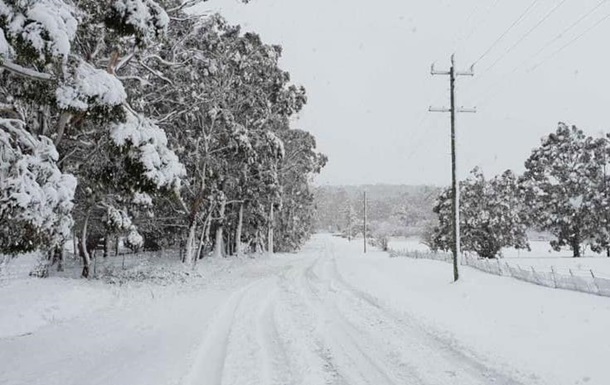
[591, 270, 600, 295]
[531, 266, 540, 285]
[551, 266, 558, 288]
[568, 269, 579, 291]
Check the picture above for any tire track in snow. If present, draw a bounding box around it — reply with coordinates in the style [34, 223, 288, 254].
[181, 278, 269, 385]
[275, 257, 345, 385]
[257, 290, 293, 385]
[329, 256, 527, 385]
[301, 255, 421, 385]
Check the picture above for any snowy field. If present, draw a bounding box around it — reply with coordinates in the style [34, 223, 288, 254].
[1, 234, 609, 385]
[389, 237, 610, 278]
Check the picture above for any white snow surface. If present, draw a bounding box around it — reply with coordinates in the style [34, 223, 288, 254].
[1, 234, 610, 385]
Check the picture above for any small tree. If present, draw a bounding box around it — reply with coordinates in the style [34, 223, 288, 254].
[431, 168, 529, 259]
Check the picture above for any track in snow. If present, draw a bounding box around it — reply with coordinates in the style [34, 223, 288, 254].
[183, 236, 524, 385]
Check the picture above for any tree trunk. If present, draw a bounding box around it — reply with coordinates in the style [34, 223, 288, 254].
[103, 232, 111, 258]
[572, 235, 581, 258]
[213, 200, 227, 258]
[196, 210, 213, 261]
[235, 203, 244, 256]
[268, 202, 274, 254]
[72, 231, 78, 259]
[184, 218, 198, 265]
[79, 212, 92, 278]
[53, 246, 64, 272]
[54, 112, 71, 147]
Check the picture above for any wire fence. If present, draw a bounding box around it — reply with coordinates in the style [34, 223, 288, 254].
[390, 248, 610, 298]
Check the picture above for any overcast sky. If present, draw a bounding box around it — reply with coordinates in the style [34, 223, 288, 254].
[196, 0, 610, 186]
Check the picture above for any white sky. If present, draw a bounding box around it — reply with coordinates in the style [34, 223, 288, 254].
[197, 0, 610, 186]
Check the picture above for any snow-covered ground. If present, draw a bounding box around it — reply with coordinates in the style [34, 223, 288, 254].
[389, 237, 610, 277]
[2, 234, 610, 384]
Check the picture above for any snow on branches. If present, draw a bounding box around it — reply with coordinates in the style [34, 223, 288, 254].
[0, 0, 78, 63]
[110, 110, 185, 191]
[0, 118, 76, 253]
[56, 60, 127, 111]
[107, 0, 169, 44]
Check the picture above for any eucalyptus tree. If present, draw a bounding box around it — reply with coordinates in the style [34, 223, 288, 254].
[136, 14, 309, 262]
[1, 0, 185, 276]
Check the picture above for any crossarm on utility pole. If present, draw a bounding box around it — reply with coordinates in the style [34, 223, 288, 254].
[428, 54, 476, 282]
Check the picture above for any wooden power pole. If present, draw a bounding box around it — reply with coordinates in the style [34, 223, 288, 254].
[429, 54, 476, 282]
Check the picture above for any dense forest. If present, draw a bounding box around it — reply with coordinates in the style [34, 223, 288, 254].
[0, 0, 326, 277]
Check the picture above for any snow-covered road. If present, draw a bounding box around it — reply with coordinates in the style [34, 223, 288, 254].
[2, 234, 609, 385]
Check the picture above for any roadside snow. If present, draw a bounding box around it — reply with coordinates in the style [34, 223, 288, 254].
[2, 235, 610, 385]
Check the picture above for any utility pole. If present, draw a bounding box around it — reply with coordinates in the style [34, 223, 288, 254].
[429, 54, 476, 282]
[363, 191, 367, 254]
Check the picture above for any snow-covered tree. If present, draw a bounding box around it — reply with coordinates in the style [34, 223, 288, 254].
[0, 118, 76, 254]
[521, 123, 602, 257]
[274, 129, 327, 252]
[431, 168, 529, 259]
[132, 14, 315, 262]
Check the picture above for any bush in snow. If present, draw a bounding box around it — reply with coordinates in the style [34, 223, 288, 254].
[0, 118, 76, 254]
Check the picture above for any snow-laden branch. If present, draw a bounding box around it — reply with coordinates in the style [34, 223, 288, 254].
[0, 60, 54, 81]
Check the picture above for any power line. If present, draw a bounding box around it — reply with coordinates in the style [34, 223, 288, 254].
[473, 0, 543, 65]
[454, 0, 502, 55]
[529, 11, 610, 72]
[465, 1, 610, 108]
[525, 0, 609, 67]
[480, 0, 571, 76]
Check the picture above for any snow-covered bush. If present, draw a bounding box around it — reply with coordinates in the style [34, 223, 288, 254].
[0, 118, 77, 254]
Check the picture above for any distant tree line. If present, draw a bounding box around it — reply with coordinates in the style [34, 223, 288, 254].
[314, 185, 441, 242]
[430, 123, 610, 259]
